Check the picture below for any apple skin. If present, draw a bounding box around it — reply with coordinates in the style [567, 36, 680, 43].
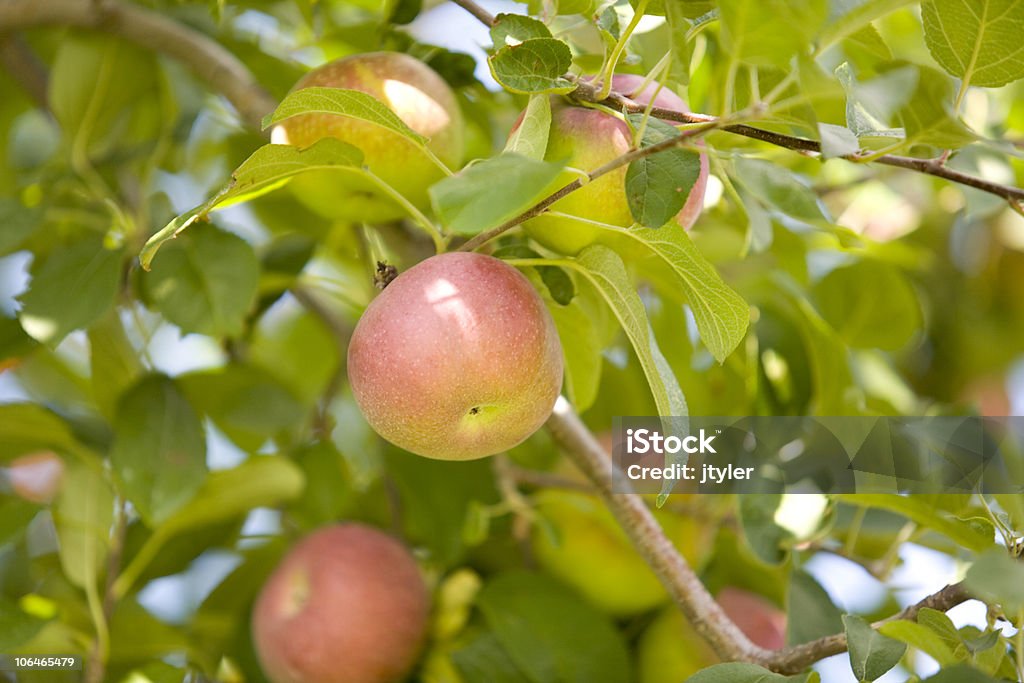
[4, 452, 64, 504]
[638, 588, 786, 683]
[531, 490, 714, 616]
[251, 524, 430, 683]
[520, 74, 709, 256]
[347, 252, 563, 461]
[272, 52, 464, 223]
[716, 586, 786, 650]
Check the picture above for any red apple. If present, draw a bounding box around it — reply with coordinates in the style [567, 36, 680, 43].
[272, 51, 464, 222]
[252, 524, 429, 683]
[5, 451, 64, 504]
[517, 74, 709, 255]
[717, 586, 787, 650]
[347, 252, 563, 460]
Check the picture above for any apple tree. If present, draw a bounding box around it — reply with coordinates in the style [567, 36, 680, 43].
[1, 0, 1024, 682]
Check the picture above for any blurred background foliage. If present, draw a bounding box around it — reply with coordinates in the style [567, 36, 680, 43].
[1, 0, 1024, 682]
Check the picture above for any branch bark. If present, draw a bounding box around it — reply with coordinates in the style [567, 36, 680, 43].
[589, 87, 1024, 205]
[545, 398, 976, 675]
[0, 0, 277, 130]
[0, 33, 49, 109]
[545, 399, 769, 663]
[458, 119, 721, 251]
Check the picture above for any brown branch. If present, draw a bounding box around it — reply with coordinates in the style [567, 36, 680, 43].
[545, 399, 768, 663]
[0, 33, 49, 109]
[761, 582, 972, 673]
[588, 87, 1024, 205]
[0, 0, 277, 130]
[458, 119, 721, 251]
[449, 0, 496, 27]
[545, 399, 977, 674]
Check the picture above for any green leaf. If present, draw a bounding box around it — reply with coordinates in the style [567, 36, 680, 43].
[263, 87, 426, 143]
[570, 246, 688, 419]
[878, 620, 960, 666]
[48, 33, 163, 158]
[53, 459, 113, 589]
[430, 153, 565, 236]
[491, 13, 553, 46]
[0, 198, 41, 255]
[488, 38, 575, 94]
[178, 363, 307, 451]
[388, 0, 422, 24]
[154, 456, 304, 538]
[629, 227, 749, 362]
[739, 493, 790, 564]
[813, 261, 922, 350]
[0, 404, 82, 460]
[0, 497, 41, 547]
[836, 62, 916, 140]
[898, 67, 976, 149]
[0, 596, 48, 651]
[838, 494, 994, 551]
[685, 662, 818, 682]
[453, 632, 533, 683]
[386, 452, 498, 567]
[476, 572, 631, 683]
[965, 548, 1024, 613]
[922, 0, 1024, 88]
[735, 158, 827, 224]
[719, 0, 827, 67]
[920, 666, 1003, 683]
[549, 298, 602, 412]
[819, 0, 918, 53]
[844, 614, 907, 682]
[18, 237, 123, 347]
[504, 94, 552, 161]
[139, 139, 363, 269]
[787, 570, 844, 646]
[625, 117, 703, 229]
[110, 375, 207, 527]
[87, 311, 143, 420]
[818, 123, 861, 158]
[142, 226, 258, 338]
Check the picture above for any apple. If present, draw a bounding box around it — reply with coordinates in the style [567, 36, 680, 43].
[272, 51, 464, 223]
[517, 74, 709, 255]
[530, 490, 714, 616]
[252, 523, 430, 683]
[637, 588, 786, 683]
[637, 606, 717, 683]
[4, 451, 64, 504]
[347, 252, 563, 460]
[716, 586, 786, 650]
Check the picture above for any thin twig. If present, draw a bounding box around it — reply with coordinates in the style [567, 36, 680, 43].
[458, 119, 722, 251]
[448, 0, 496, 26]
[545, 398, 767, 663]
[0, 33, 49, 109]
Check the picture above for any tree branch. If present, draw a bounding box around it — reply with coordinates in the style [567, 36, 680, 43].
[458, 119, 721, 251]
[760, 582, 972, 673]
[545, 398, 768, 663]
[448, 0, 496, 27]
[0, 0, 277, 130]
[590, 88, 1024, 205]
[0, 33, 49, 109]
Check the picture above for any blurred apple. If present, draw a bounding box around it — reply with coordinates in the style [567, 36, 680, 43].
[347, 252, 563, 460]
[515, 74, 709, 256]
[638, 587, 786, 683]
[273, 51, 463, 223]
[531, 489, 714, 616]
[252, 524, 429, 683]
[4, 451, 64, 504]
